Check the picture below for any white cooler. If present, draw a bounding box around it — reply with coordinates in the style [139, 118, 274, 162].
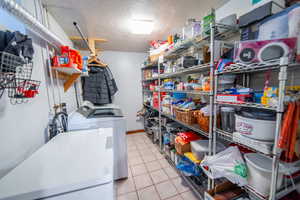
[0, 128, 114, 200]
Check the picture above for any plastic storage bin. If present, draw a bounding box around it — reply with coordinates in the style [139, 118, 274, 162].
[244, 153, 284, 197]
[190, 140, 226, 160]
[235, 109, 276, 141]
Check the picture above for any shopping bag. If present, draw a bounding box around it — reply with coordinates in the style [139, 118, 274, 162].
[200, 146, 248, 186]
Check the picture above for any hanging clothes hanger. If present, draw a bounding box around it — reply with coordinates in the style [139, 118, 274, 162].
[88, 54, 107, 68]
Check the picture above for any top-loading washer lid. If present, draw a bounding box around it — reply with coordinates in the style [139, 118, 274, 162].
[89, 108, 123, 118]
[77, 105, 123, 118]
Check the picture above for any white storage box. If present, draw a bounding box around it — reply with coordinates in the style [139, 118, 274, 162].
[190, 140, 226, 160]
[235, 114, 276, 141]
[244, 153, 284, 197]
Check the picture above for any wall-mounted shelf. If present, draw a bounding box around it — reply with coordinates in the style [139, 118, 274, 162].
[52, 66, 82, 74]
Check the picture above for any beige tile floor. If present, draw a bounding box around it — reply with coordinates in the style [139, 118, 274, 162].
[116, 132, 199, 200]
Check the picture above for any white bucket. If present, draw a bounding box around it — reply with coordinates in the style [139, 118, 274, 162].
[244, 153, 284, 197]
[235, 114, 276, 141]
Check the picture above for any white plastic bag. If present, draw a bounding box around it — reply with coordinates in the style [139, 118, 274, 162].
[200, 146, 248, 186]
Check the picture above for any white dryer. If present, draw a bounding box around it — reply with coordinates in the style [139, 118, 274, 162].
[68, 102, 128, 180]
[0, 129, 114, 200]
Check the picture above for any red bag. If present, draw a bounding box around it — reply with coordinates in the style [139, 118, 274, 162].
[177, 132, 202, 143]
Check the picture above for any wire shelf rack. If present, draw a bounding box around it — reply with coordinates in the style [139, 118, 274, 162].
[159, 89, 210, 96]
[161, 112, 209, 138]
[143, 104, 209, 138]
[216, 129, 273, 155]
[164, 23, 238, 60]
[160, 63, 210, 78]
[216, 60, 300, 75]
[216, 101, 277, 111]
[142, 77, 159, 82]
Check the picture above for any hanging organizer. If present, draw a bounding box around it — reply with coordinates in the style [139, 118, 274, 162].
[0, 51, 40, 104]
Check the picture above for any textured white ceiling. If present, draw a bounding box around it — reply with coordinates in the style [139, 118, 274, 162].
[42, 0, 228, 52]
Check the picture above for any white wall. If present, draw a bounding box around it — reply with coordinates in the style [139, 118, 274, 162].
[0, 0, 79, 178]
[99, 51, 147, 131]
[216, 0, 285, 20]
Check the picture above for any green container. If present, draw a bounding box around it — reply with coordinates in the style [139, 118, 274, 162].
[202, 13, 215, 37]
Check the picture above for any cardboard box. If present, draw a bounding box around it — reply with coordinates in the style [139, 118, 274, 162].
[175, 141, 191, 155]
[205, 181, 244, 200]
[149, 52, 164, 63]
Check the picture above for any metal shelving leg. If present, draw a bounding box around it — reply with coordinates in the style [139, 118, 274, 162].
[269, 62, 287, 200]
[158, 57, 163, 152]
[208, 16, 215, 190]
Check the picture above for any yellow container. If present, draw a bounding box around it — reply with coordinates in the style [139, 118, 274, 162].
[184, 152, 201, 164]
[261, 96, 271, 105]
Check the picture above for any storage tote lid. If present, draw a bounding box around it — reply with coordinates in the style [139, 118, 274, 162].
[191, 140, 225, 153]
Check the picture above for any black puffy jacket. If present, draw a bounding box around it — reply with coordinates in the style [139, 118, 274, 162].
[82, 66, 118, 105]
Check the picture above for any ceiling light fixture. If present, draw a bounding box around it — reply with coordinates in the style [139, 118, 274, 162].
[130, 19, 154, 35]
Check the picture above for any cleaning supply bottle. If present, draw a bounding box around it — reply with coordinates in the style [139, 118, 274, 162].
[82, 56, 89, 76]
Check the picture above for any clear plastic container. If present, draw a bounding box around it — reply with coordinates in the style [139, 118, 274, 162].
[190, 140, 226, 160]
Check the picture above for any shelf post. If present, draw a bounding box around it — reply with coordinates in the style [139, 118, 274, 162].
[208, 8, 216, 190]
[158, 55, 163, 152]
[269, 58, 288, 200]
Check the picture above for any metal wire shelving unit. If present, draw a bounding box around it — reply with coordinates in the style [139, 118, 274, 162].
[214, 59, 300, 200]
[141, 11, 240, 198]
[141, 7, 300, 199]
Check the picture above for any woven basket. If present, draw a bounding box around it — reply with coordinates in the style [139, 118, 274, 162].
[194, 111, 221, 132]
[194, 110, 210, 132]
[174, 107, 196, 125]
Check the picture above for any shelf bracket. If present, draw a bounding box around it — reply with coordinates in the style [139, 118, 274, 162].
[63, 73, 81, 92]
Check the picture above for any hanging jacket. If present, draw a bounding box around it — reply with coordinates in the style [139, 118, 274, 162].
[0, 30, 34, 60]
[0, 30, 34, 74]
[81, 66, 118, 105]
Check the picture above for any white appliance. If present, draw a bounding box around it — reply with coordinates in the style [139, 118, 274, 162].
[0, 128, 114, 200]
[68, 102, 128, 180]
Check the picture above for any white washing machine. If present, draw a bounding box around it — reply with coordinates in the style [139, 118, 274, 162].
[0, 129, 114, 200]
[68, 101, 128, 180]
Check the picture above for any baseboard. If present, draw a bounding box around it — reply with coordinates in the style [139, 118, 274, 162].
[126, 129, 145, 135]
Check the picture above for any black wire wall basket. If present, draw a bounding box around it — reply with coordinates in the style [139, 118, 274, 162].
[0, 51, 40, 104]
[0, 51, 33, 88]
[6, 78, 41, 104]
